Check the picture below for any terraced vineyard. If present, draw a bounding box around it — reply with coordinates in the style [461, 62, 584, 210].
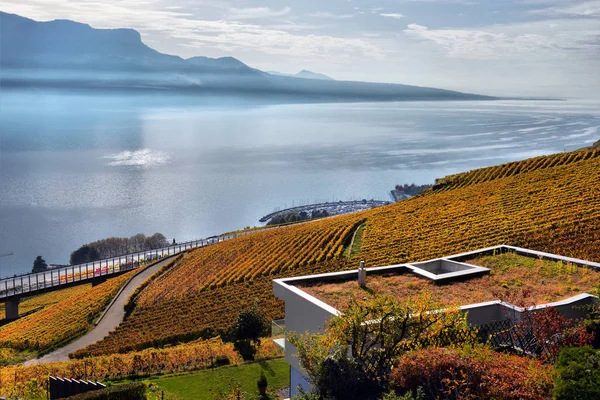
[0, 271, 136, 353]
[74, 217, 362, 356]
[0, 284, 91, 319]
[359, 155, 600, 267]
[74, 259, 348, 357]
[1, 337, 258, 398]
[431, 148, 600, 192]
[134, 217, 363, 307]
[76, 152, 600, 357]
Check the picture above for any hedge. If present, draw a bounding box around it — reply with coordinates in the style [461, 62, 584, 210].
[64, 382, 146, 400]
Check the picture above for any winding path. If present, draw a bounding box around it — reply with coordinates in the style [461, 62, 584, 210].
[25, 256, 176, 365]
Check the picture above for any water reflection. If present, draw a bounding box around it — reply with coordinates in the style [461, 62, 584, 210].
[1, 91, 599, 275]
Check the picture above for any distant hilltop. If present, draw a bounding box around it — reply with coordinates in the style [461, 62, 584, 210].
[0, 11, 497, 102]
[268, 70, 334, 81]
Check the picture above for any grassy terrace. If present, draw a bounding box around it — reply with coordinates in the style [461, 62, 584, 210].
[297, 252, 600, 310]
[144, 358, 289, 400]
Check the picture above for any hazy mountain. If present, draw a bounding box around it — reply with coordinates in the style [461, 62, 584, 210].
[0, 11, 496, 102]
[268, 70, 334, 80]
[296, 70, 334, 80]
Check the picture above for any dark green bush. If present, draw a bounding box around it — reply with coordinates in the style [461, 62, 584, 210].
[64, 382, 146, 400]
[214, 355, 230, 367]
[231, 305, 268, 361]
[554, 346, 600, 400]
[233, 339, 257, 361]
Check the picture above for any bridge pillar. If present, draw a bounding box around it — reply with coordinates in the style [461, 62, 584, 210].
[5, 298, 20, 320]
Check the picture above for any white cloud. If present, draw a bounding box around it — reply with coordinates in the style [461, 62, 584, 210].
[403, 20, 600, 60]
[380, 13, 404, 19]
[228, 7, 290, 20]
[307, 11, 356, 19]
[0, 0, 383, 61]
[529, 1, 600, 18]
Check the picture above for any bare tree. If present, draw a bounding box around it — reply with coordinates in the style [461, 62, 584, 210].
[129, 234, 147, 253]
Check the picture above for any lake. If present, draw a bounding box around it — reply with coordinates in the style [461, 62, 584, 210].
[1, 90, 599, 276]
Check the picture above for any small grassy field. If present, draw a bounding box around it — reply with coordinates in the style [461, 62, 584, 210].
[144, 358, 289, 400]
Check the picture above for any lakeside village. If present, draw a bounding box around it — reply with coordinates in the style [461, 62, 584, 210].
[261, 184, 432, 225]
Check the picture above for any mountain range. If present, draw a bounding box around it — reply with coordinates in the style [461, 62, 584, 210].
[0, 11, 495, 102]
[267, 70, 334, 81]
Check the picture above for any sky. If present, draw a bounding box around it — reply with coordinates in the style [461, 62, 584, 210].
[2, 0, 600, 98]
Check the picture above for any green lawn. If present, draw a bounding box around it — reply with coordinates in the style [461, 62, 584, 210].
[145, 358, 289, 400]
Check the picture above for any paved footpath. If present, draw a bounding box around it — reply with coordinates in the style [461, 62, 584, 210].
[25, 256, 175, 365]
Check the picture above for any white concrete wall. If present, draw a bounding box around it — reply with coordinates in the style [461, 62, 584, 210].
[461, 294, 599, 326]
[291, 366, 311, 397]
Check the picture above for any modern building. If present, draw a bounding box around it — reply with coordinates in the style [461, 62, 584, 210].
[272, 245, 600, 397]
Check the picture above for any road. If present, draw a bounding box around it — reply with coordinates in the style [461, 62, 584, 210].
[25, 256, 175, 365]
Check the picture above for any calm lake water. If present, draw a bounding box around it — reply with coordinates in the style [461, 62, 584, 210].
[1, 90, 599, 276]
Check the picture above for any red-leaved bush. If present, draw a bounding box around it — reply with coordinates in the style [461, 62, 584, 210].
[514, 306, 595, 363]
[390, 346, 554, 400]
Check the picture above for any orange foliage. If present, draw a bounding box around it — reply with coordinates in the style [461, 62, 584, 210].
[391, 346, 554, 400]
[432, 147, 600, 192]
[73, 260, 348, 357]
[81, 153, 600, 357]
[298, 252, 600, 310]
[136, 217, 362, 308]
[0, 338, 240, 399]
[359, 156, 600, 267]
[0, 271, 136, 352]
[0, 285, 91, 318]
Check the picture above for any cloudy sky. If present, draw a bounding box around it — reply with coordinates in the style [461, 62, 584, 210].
[2, 0, 600, 98]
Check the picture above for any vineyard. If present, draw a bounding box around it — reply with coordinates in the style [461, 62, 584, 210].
[431, 147, 600, 192]
[0, 271, 136, 353]
[1, 337, 284, 399]
[0, 284, 91, 319]
[75, 153, 600, 357]
[73, 259, 349, 357]
[358, 155, 600, 267]
[135, 217, 363, 307]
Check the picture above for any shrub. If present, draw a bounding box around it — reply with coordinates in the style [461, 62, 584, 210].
[382, 389, 425, 400]
[231, 305, 268, 361]
[553, 346, 600, 400]
[233, 339, 258, 361]
[214, 355, 231, 367]
[583, 304, 600, 349]
[514, 306, 594, 362]
[257, 371, 268, 387]
[288, 293, 473, 400]
[64, 382, 146, 399]
[390, 346, 554, 400]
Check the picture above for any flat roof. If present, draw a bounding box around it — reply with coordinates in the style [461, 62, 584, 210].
[275, 245, 600, 313]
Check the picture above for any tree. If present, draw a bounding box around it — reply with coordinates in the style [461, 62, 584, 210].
[129, 234, 147, 253]
[32, 256, 48, 273]
[70, 245, 101, 265]
[231, 305, 268, 361]
[144, 233, 169, 251]
[69, 232, 169, 262]
[287, 293, 472, 400]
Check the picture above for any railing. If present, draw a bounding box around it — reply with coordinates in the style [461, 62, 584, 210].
[0, 227, 275, 300]
[272, 319, 286, 350]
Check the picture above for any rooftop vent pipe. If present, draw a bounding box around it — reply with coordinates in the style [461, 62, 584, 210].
[358, 260, 367, 287]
